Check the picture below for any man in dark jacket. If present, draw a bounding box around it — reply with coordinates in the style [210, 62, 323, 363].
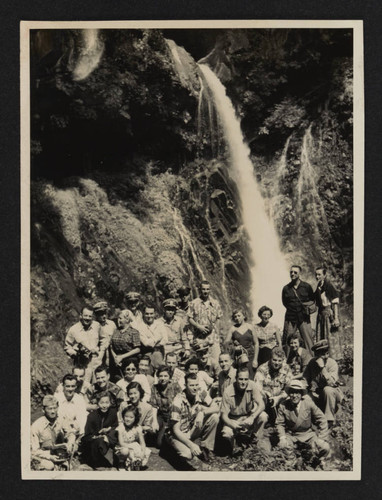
[282, 265, 315, 355]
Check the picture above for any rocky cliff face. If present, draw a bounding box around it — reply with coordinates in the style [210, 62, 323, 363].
[30, 27, 353, 353]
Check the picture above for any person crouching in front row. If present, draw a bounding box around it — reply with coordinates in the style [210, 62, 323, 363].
[276, 379, 330, 461]
[220, 367, 267, 455]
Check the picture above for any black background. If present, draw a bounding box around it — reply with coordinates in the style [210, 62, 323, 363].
[1, 0, 381, 498]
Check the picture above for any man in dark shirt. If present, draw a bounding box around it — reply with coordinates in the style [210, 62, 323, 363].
[282, 265, 315, 355]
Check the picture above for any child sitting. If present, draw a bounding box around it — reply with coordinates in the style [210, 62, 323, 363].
[116, 405, 151, 470]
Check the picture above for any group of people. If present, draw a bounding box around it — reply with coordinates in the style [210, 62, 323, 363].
[31, 266, 345, 471]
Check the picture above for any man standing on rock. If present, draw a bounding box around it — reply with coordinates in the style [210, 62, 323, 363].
[282, 265, 315, 355]
[188, 281, 222, 363]
[64, 306, 103, 383]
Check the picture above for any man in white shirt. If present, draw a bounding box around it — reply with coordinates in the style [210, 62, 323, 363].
[64, 306, 103, 383]
[54, 374, 88, 435]
[54, 366, 91, 398]
[138, 305, 167, 369]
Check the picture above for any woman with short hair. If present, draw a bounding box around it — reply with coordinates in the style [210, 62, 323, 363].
[253, 306, 282, 367]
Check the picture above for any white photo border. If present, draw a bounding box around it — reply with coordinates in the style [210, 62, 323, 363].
[21, 19, 364, 480]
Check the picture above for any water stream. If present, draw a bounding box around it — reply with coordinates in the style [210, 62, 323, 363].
[296, 125, 331, 239]
[72, 29, 104, 81]
[199, 64, 290, 325]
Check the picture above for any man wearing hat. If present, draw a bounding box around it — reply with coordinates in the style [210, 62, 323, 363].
[176, 286, 193, 347]
[156, 298, 190, 358]
[125, 291, 143, 329]
[188, 281, 223, 363]
[303, 340, 343, 425]
[31, 396, 77, 470]
[93, 301, 117, 367]
[276, 379, 330, 459]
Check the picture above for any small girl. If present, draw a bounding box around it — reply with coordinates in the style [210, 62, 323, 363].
[116, 405, 151, 470]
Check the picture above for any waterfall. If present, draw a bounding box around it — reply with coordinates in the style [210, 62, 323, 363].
[296, 125, 331, 239]
[197, 76, 220, 157]
[199, 64, 289, 325]
[172, 208, 206, 290]
[72, 29, 104, 81]
[269, 135, 291, 222]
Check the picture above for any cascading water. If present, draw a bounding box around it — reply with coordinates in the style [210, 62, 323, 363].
[172, 208, 206, 288]
[296, 125, 331, 239]
[199, 64, 290, 325]
[72, 29, 104, 81]
[268, 135, 291, 222]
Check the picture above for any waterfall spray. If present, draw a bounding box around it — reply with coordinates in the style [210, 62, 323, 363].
[296, 125, 331, 239]
[73, 29, 104, 81]
[199, 64, 290, 325]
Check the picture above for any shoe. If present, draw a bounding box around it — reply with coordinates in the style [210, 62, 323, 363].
[132, 459, 142, 471]
[125, 458, 131, 471]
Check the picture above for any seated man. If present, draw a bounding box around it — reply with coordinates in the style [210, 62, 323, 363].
[85, 366, 125, 412]
[55, 366, 91, 398]
[254, 347, 293, 425]
[165, 352, 186, 389]
[217, 352, 236, 397]
[54, 374, 88, 435]
[220, 367, 266, 454]
[150, 365, 183, 447]
[303, 340, 344, 426]
[167, 373, 220, 467]
[31, 395, 77, 471]
[196, 344, 220, 380]
[138, 355, 155, 387]
[185, 357, 214, 394]
[276, 379, 330, 460]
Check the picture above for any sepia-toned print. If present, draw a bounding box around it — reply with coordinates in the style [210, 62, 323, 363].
[21, 20, 363, 480]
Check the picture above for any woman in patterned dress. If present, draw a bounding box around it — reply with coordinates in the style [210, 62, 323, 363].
[109, 309, 141, 381]
[253, 306, 282, 367]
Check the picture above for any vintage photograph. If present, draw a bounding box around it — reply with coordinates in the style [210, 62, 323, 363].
[21, 20, 363, 479]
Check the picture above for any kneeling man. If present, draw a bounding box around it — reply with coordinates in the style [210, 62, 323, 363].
[276, 379, 330, 459]
[31, 396, 77, 471]
[167, 373, 220, 466]
[220, 367, 267, 453]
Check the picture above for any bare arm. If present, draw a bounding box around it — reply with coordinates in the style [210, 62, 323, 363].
[252, 328, 259, 366]
[224, 327, 234, 348]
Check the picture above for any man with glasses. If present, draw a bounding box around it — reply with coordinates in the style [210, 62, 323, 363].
[282, 265, 315, 355]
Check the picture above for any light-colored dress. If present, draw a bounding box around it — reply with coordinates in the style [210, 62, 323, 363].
[116, 424, 151, 465]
